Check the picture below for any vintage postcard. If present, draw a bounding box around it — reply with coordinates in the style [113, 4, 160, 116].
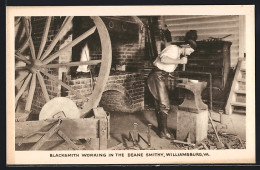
[6, 5, 255, 164]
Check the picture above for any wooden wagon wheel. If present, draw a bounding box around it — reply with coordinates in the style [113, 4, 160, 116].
[15, 16, 112, 118]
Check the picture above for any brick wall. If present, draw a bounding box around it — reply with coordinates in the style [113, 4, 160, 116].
[65, 72, 144, 113]
[28, 16, 145, 115]
[112, 43, 144, 72]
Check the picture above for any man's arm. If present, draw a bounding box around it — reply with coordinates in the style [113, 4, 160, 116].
[160, 55, 187, 64]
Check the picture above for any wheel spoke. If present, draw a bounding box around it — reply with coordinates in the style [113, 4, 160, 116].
[18, 41, 29, 54]
[25, 73, 36, 112]
[15, 52, 31, 65]
[15, 71, 29, 86]
[60, 16, 70, 28]
[15, 73, 32, 103]
[15, 17, 22, 26]
[40, 16, 74, 61]
[16, 25, 29, 53]
[37, 17, 52, 59]
[36, 72, 50, 102]
[42, 26, 97, 65]
[44, 60, 101, 68]
[22, 17, 36, 60]
[40, 69, 88, 101]
[15, 66, 29, 71]
[16, 22, 26, 43]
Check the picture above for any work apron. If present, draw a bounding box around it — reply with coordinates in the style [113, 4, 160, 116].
[147, 67, 172, 114]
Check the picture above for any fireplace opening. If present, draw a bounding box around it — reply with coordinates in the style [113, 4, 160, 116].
[100, 90, 133, 113]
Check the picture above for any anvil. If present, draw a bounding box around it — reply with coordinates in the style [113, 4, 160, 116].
[176, 79, 208, 113]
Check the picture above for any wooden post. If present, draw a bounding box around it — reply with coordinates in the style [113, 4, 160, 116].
[99, 119, 108, 150]
[61, 72, 67, 97]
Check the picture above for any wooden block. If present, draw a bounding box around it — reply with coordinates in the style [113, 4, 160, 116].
[15, 118, 100, 143]
[177, 110, 208, 143]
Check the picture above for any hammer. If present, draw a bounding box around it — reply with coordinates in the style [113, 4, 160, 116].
[182, 50, 187, 71]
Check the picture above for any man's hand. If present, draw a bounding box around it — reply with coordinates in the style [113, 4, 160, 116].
[180, 57, 187, 64]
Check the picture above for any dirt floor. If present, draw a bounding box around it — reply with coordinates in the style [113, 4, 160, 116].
[106, 105, 246, 150]
[15, 104, 246, 151]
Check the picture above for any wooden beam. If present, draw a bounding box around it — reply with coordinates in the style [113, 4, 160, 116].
[37, 17, 52, 59]
[42, 26, 97, 65]
[40, 16, 74, 61]
[57, 130, 82, 150]
[15, 118, 100, 143]
[30, 119, 62, 150]
[44, 60, 101, 68]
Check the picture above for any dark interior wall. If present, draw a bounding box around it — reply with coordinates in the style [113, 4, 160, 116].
[159, 15, 241, 67]
[101, 17, 144, 72]
[70, 16, 145, 74]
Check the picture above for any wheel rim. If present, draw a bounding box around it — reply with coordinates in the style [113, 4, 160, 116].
[15, 16, 112, 117]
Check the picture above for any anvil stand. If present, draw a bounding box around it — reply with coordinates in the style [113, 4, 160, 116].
[176, 79, 208, 144]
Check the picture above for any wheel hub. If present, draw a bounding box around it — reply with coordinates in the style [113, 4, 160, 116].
[29, 59, 43, 73]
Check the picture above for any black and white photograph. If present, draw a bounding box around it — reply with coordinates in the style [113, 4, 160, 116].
[6, 5, 255, 164]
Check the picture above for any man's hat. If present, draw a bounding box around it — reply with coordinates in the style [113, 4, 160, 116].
[181, 39, 197, 50]
[185, 30, 198, 42]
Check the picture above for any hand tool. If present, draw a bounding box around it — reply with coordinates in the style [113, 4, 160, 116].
[147, 124, 152, 147]
[129, 123, 139, 145]
[186, 132, 191, 143]
[173, 139, 195, 146]
[208, 111, 224, 149]
[201, 142, 209, 150]
[182, 56, 187, 71]
[129, 123, 153, 149]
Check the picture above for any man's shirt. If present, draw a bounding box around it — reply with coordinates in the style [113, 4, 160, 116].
[153, 45, 181, 72]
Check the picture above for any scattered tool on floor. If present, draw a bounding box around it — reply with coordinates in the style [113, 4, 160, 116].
[128, 123, 154, 149]
[208, 111, 224, 149]
[172, 140, 195, 146]
[147, 124, 152, 147]
[186, 132, 191, 143]
[138, 124, 152, 147]
[129, 123, 139, 145]
[237, 135, 245, 148]
[225, 142, 232, 149]
[192, 145, 204, 150]
[172, 131, 195, 146]
[201, 142, 209, 150]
